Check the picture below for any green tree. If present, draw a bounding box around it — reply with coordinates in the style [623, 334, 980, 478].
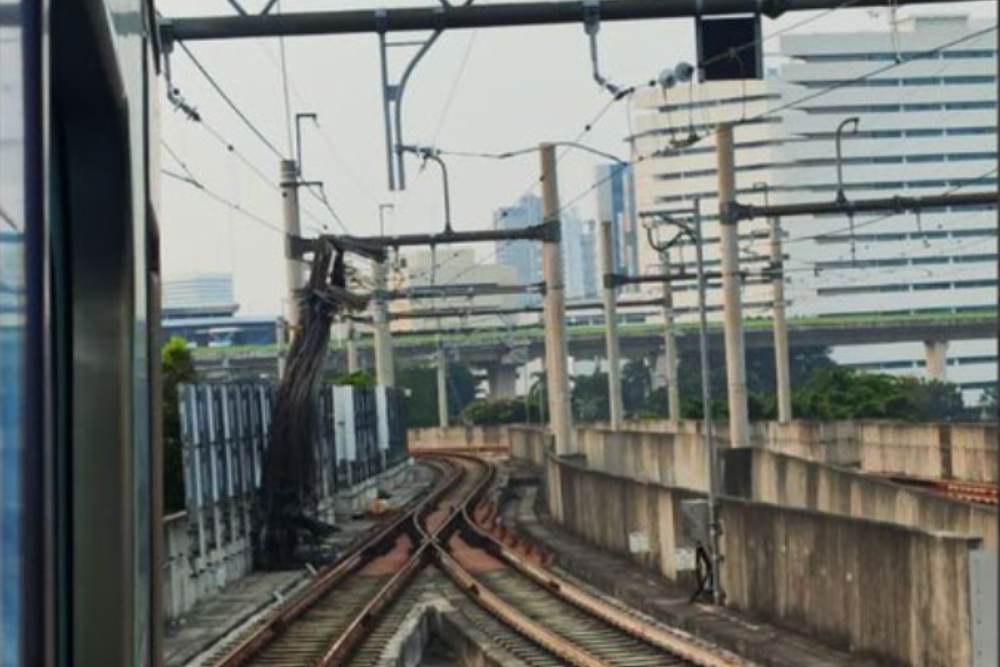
[162, 336, 196, 514]
[397, 362, 477, 428]
[328, 370, 374, 387]
[461, 397, 528, 425]
[571, 369, 610, 423]
[792, 367, 974, 422]
[979, 386, 997, 422]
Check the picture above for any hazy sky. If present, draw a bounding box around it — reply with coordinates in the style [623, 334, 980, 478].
[158, 0, 995, 316]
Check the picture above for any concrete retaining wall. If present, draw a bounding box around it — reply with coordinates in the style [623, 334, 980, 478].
[575, 427, 709, 491]
[723, 447, 998, 552]
[508, 426, 548, 466]
[547, 453, 985, 666]
[721, 498, 982, 666]
[545, 455, 701, 580]
[161, 510, 252, 622]
[617, 419, 997, 483]
[408, 425, 512, 452]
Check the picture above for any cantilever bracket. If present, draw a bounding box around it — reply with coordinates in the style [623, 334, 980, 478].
[540, 219, 562, 243]
[582, 0, 622, 96]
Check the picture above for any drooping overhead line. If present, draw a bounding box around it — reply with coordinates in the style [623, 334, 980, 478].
[161, 0, 961, 42]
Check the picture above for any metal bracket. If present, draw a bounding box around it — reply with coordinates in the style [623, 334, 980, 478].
[540, 218, 562, 243]
[721, 201, 751, 224]
[582, 0, 621, 96]
[377, 6, 454, 190]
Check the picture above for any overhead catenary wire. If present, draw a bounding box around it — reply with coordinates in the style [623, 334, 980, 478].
[176, 40, 285, 160]
[161, 167, 286, 236]
[174, 39, 350, 234]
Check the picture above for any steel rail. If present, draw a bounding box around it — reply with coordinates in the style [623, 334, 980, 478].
[423, 453, 610, 666]
[460, 499, 758, 667]
[434, 546, 610, 666]
[213, 460, 462, 667]
[316, 453, 496, 665]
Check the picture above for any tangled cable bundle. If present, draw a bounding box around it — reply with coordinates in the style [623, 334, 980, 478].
[257, 239, 375, 568]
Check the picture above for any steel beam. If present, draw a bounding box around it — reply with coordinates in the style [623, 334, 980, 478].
[322, 221, 555, 250]
[162, 0, 960, 41]
[732, 190, 998, 222]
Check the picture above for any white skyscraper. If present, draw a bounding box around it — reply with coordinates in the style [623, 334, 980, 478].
[631, 15, 997, 402]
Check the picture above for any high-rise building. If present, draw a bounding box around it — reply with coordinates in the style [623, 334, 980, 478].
[562, 209, 590, 301]
[494, 194, 543, 299]
[163, 273, 239, 318]
[593, 163, 641, 278]
[631, 14, 997, 402]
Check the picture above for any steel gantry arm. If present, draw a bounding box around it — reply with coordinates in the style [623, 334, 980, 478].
[161, 0, 962, 41]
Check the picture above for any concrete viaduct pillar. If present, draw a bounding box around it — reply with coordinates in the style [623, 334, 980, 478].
[924, 339, 949, 381]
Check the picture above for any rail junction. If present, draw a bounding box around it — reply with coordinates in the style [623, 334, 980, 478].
[191, 452, 755, 667]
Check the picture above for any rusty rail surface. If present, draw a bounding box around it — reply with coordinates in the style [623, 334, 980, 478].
[213, 458, 464, 667]
[461, 499, 757, 667]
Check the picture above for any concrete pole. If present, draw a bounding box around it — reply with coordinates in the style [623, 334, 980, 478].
[540, 143, 575, 456]
[769, 215, 793, 422]
[599, 220, 624, 429]
[280, 159, 305, 336]
[925, 340, 948, 381]
[372, 260, 395, 386]
[693, 199, 722, 606]
[716, 124, 750, 448]
[660, 250, 681, 421]
[275, 317, 287, 379]
[436, 335, 449, 427]
[345, 320, 359, 374]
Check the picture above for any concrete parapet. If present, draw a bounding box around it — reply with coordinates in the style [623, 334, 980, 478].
[508, 425, 548, 465]
[407, 425, 512, 452]
[575, 427, 709, 491]
[612, 419, 997, 484]
[545, 449, 988, 666]
[720, 498, 983, 667]
[723, 447, 998, 551]
[545, 454, 702, 581]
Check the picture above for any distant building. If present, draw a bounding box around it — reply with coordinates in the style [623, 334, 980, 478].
[630, 14, 997, 402]
[580, 219, 599, 299]
[562, 210, 599, 301]
[394, 247, 523, 331]
[163, 273, 239, 319]
[494, 194, 543, 303]
[593, 163, 641, 279]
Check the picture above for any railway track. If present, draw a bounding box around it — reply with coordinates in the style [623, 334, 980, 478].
[198, 452, 756, 667]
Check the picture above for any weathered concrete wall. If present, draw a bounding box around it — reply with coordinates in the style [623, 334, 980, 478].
[723, 447, 998, 551]
[855, 422, 997, 484]
[508, 425, 548, 466]
[408, 425, 512, 452]
[721, 498, 983, 667]
[547, 452, 985, 666]
[618, 419, 998, 483]
[161, 510, 253, 622]
[545, 455, 701, 580]
[575, 427, 709, 491]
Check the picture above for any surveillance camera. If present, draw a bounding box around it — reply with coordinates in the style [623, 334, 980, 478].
[674, 61, 695, 83]
[657, 69, 676, 89]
